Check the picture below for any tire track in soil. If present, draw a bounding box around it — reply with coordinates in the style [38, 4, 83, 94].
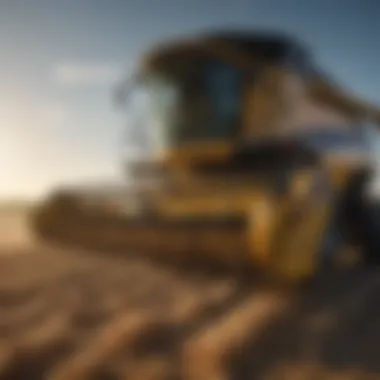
[0, 246, 379, 380]
[2, 212, 380, 379]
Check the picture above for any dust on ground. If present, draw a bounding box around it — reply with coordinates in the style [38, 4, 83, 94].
[0, 211, 379, 380]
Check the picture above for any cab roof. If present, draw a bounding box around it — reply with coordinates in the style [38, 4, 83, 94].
[142, 29, 312, 72]
[201, 29, 308, 63]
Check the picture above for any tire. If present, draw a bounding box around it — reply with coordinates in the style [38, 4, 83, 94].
[316, 196, 345, 275]
[340, 169, 380, 267]
[358, 200, 380, 266]
[318, 169, 377, 272]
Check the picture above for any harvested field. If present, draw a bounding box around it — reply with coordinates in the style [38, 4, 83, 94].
[0, 211, 379, 379]
[0, 210, 33, 251]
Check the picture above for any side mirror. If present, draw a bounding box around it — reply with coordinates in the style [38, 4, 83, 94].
[113, 74, 141, 110]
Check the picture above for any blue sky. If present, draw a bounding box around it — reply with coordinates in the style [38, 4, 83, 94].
[1, 0, 380, 199]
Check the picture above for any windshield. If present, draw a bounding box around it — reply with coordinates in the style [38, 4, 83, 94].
[122, 59, 242, 159]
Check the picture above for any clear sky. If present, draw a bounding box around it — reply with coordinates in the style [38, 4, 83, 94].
[1, 0, 380, 200]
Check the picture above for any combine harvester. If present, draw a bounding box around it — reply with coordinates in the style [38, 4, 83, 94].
[31, 29, 380, 283]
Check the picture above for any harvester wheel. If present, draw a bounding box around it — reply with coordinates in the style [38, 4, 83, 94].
[317, 169, 373, 276]
[357, 200, 380, 266]
[316, 203, 346, 274]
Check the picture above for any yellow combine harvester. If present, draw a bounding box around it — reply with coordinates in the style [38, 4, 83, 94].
[31, 30, 380, 282]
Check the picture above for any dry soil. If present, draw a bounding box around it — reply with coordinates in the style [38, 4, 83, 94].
[0, 211, 379, 380]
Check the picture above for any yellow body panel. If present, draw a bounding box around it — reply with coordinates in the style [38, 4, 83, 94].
[271, 170, 333, 279]
[154, 188, 267, 218]
[150, 165, 343, 280]
[164, 141, 234, 167]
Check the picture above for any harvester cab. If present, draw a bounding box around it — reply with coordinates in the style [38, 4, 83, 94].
[117, 32, 377, 195]
[32, 30, 380, 283]
[117, 32, 314, 176]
